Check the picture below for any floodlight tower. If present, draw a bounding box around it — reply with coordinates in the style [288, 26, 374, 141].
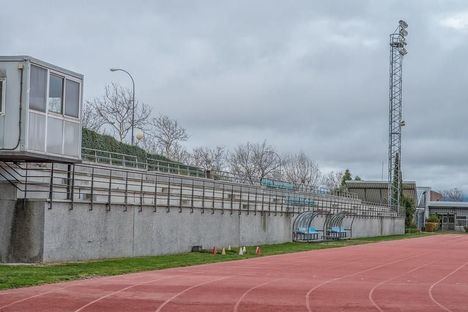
[388, 20, 408, 213]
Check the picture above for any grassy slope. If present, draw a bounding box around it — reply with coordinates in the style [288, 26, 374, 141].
[0, 232, 433, 290]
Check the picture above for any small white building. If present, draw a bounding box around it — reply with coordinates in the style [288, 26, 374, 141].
[0, 56, 83, 162]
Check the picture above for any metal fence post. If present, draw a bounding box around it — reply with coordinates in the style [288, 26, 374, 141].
[179, 178, 183, 213]
[107, 169, 112, 212]
[124, 171, 129, 212]
[153, 175, 158, 212]
[69, 164, 75, 211]
[190, 179, 194, 213]
[238, 186, 243, 215]
[90, 167, 94, 211]
[139, 173, 144, 212]
[201, 180, 205, 214]
[48, 163, 54, 210]
[221, 183, 225, 214]
[166, 177, 171, 213]
[230, 185, 234, 215]
[211, 182, 215, 214]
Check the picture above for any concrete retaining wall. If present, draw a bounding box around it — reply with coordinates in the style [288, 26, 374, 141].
[0, 183, 404, 263]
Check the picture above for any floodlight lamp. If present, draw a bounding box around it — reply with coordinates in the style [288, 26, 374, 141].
[399, 20, 408, 29]
[399, 48, 408, 55]
[110, 68, 118, 72]
[400, 120, 406, 127]
[135, 129, 144, 141]
[400, 29, 408, 36]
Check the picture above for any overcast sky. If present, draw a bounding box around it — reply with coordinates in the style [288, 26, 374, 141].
[1, 0, 468, 193]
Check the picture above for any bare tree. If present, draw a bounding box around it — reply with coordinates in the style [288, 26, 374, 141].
[440, 188, 464, 202]
[322, 171, 344, 191]
[228, 141, 281, 184]
[190, 146, 226, 172]
[88, 83, 151, 142]
[81, 101, 104, 132]
[283, 152, 321, 188]
[146, 115, 189, 160]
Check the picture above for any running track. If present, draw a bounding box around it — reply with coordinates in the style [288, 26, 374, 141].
[1, 234, 467, 311]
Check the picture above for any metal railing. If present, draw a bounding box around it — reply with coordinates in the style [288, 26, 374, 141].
[0, 161, 397, 218]
[82, 147, 205, 177]
[82, 148, 359, 200]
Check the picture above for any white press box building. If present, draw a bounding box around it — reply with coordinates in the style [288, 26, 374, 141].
[0, 56, 83, 162]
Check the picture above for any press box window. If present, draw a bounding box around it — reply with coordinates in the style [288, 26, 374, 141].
[29, 65, 47, 112]
[0, 78, 5, 114]
[48, 74, 63, 114]
[65, 79, 80, 118]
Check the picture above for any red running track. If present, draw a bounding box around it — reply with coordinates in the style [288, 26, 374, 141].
[1, 234, 468, 311]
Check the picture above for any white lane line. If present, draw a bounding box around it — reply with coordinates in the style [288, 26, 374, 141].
[428, 262, 468, 312]
[368, 262, 432, 312]
[233, 279, 279, 312]
[154, 276, 229, 312]
[74, 275, 169, 312]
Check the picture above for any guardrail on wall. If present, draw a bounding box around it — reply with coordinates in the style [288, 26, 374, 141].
[82, 147, 359, 200]
[0, 161, 397, 218]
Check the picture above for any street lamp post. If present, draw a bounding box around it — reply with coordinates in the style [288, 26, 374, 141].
[110, 68, 136, 145]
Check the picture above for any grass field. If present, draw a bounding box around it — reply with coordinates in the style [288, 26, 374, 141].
[0, 232, 433, 290]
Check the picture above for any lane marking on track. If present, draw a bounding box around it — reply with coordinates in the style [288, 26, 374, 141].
[73, 275, 170, 312]
[305, 252, 426, 312]
[233, 279, 280, 312]
[368, 262, 433, 312]
[305, 234, 465, 312]
[428, 262, 468, 312]
[0, 274, 146, 311]
[154, 276, 229, 312]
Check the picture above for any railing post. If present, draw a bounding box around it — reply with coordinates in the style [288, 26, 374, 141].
[230, 185, 234, 215]
[211, 181, 215, 214]
[238, 186, 243, 215]
[24, 162, 28, 199]
[201, 180, 205, 214]
[221, 183, 225, 214]
[124, 171, 129, 212]
[254, 188, 258, 216]
[107, 169, 112, 212]
[70, 164, 75, 211]
[261, 189, 265, 216]
[179, 178, 183, 213]
[190, 179, 194, 213]
[48, 163, 54, 210]
[139, 173, 144, 212]
[246, 188, 250, 215]
[166, 177, 171, 213]
[153, 175, 158, 212]
[90, 167, 94, 211]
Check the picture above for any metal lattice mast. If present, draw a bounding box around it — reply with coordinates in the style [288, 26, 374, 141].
[388, 20, 408, 213]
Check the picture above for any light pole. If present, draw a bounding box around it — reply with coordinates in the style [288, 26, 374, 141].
[110, 68, 136, 145]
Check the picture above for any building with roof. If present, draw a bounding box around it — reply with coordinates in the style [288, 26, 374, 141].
[345, 180, 417, 205]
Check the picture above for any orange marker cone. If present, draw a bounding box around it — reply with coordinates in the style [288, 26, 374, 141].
[256, 246, 261, 255]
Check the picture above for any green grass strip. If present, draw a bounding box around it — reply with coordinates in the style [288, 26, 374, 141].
[0, 232, 433, 290]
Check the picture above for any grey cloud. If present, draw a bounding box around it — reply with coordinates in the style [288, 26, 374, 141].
[1, 0, 468, 193]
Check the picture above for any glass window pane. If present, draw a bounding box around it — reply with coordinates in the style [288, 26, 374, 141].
[48, 74, 63, 114]
[46, 116, 63, 154]
[63, 121, 80, 157]
[29, 65, 47, 112]
[65, 79, 79, 118]
[28, 112, 46, 152]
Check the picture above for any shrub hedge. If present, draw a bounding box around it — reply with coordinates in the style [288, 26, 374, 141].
[81, 128, 170, 163]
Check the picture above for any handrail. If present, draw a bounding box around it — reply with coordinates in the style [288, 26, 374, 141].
[0, 160, 398, 218]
